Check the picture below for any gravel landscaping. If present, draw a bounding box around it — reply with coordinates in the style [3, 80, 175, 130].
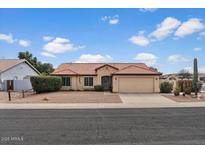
[162, 93, 205, 102]
[0, 91, 122, 104]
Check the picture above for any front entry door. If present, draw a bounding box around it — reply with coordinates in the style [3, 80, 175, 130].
[101, 76, 112, 91]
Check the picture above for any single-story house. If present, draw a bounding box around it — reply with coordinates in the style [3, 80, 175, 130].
[51, 63, 162, 93]
[0, 59, 40, 91]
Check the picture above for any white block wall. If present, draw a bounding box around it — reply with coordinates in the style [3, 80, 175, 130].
[0, 62, 39, 91]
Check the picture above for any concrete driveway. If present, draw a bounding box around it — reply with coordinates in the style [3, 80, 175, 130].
[119, 93, 205, 108]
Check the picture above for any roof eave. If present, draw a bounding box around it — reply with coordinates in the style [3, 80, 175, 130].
[51, 74, 97, 76]
[112, 73, 162, 76]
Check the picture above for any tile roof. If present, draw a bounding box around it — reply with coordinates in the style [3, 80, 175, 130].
[0, 59, 26, 73]
[113, 65, 160, 75]
[52, 63, 161, 75]
[0, 59, 40, 74]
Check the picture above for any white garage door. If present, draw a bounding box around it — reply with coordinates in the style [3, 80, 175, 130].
[118, 77, 154, 93]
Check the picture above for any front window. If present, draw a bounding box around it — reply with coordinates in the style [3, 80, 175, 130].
[62, 77, 71, 86]
[84, 77, 93, 86]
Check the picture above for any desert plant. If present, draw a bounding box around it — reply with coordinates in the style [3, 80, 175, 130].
[177, 80, 192, 92]
[184, 87, 192, 95]
[160, 82, 173, 93]
[30, 76, 62, 93]
[94, 85, 104, 91]
[174, 86, 180, 96]
[183, 80, 192, 91]
[177, 80, 184, 92]
[193, 58, 198, 96]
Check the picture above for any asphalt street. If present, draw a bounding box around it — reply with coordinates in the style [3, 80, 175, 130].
[1, 108, 205, 144]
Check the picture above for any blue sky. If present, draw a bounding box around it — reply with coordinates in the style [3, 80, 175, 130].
[0, 8, 205, 74]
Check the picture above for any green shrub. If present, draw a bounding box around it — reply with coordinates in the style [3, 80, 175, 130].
[174, 86, 180, 96]
[184, 87, 192, 95]
[160, 82, 173, 93]
[177, 80, 184, 92]
[30, 76, 62, 93]
[177, 80, 192, 92]
[94, 85, 104, 91]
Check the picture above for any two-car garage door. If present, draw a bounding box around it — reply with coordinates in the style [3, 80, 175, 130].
[118, 77, 154, 93]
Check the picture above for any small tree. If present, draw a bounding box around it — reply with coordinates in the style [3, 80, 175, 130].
[18, 51, 54, 75]
[193, 58, 198, 96]
[149, 67, 158, 72]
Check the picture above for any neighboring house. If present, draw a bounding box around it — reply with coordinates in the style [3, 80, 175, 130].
[0, 59, 40, 91]
[199, 73, 205, 83]
[52, 63, 162, 93]
[160, 73, 205, 90]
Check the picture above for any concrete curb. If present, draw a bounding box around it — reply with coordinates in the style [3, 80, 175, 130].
[1, 101, 205, 109]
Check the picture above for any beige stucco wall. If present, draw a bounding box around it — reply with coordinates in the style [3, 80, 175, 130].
[58, 66, 160, 93]
[96, 66, 117, 85]
[112, 75, 160, 93]
[60, 66, 117, 91]
[60, 76, 97, 91]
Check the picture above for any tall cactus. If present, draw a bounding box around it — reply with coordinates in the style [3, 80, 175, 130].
[193, 58, 198, 96]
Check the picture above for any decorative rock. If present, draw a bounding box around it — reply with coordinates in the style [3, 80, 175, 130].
[43, 97, 49, 101]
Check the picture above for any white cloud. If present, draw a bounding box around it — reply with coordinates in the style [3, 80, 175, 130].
[193, 47, 202, 52]
[139, 8, 158, 12]
[18, 39, 31, 47]
[0, 33, 15, 43]
[101, 16, 108, 21]
[41, 52, 56, 58]
[129, 32, 150, 47]
[134, 52, 158, 65]
[41, 37, 84, 57]
[101, 15, 119, 25]
[43, 36, 53, 41]
[168, 54, 189, 64]
[150, 17, 181, 40]
[75, 54, 113, 63]
[109, 19, 119, 25]
[175, 18, 205, 37]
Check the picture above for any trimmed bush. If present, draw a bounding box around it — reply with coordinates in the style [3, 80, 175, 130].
[177, 80, 184, 92]
[30, 76, 62, 93]
[94, 85, 104, 91]
[174, 86, 180, 96]
[160, 82, 173, 93]
[184, 87, 192, 95]
[177, 80, 192, 92]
